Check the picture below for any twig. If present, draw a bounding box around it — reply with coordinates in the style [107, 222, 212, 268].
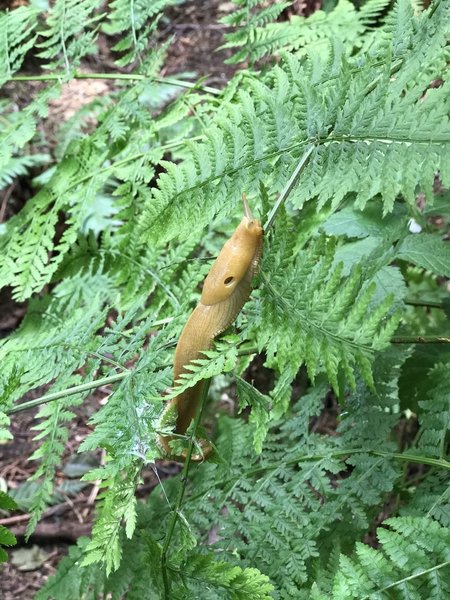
[82, 449, 106, 518]
[173, 23, 232, 30]
[160, 380, 211, 599]
[11, 521, 92, 543]
[0, 497, 86, 526]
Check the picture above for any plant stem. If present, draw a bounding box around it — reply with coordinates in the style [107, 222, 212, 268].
[66, 135, 205, 193]
[5, 373, 129, 415]
[391, 335, 450, 344]
[11, 72, 221, 95]
[264, 144, 315, 231]
[362, 561, 450, 599]
[405, 299, 445, 309]
[188, 448, 450, 505]
[160, 380, 211, 599]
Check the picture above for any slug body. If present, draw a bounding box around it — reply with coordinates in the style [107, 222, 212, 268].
[160, 200, 263, 461]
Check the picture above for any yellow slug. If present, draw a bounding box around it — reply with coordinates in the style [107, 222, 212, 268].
[160, 196, 263, 461]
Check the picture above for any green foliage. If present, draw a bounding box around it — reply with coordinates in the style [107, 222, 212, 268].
[0, 6, 38, 84]
[258, 227, 401, 396]
[397, 233, 450, 278]
[326, 517, 450, 599]
[221, 0, 391, 64]
[1, 0, 449, 598]
[0, 491, 18, 563]
[37, 0, 104, 70]
[104, 0, 179, 66]
[142, 0, 450, 245]
[38, 527, 275, 599]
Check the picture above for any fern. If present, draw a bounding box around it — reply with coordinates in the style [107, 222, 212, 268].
[0, 7, 39, 84]
[104, 0, 178, 66]
[0, 491, 17, 563]
[0, 153, 50, 191]
[258, 227, 401, 395]
[142, 0, 450, 245]
[326, 517, 450, 599]
[1, 0, 449, 597]
[37, 0, 103, 71]
[38, 523, 275, 599]
[221, 0, 391, 64]
[0, 85, 60, 176]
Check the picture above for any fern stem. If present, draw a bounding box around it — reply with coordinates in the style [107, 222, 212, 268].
[5, 373, 129, 415]
[362, 560, 450, 599]
[189, 449, 450, 504]
[64, 136, 204, 193]
[7, 345, 259, 416]
[405, 299, 446, 309]
[391, 335, 450, 344]
[160, 380, 212, 599]
[10, 72, 221, 95]
[263, 144, 315, 231]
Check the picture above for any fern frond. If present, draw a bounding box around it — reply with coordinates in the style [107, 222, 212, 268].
[175, 554, 275, 599]
[0, 7, 38, 85]
[328, 517, 450, 599]
[142, 0, 450, 245]
[221, 0, 391, 64]
[81, 465, 141, 575]
[0, 153, 50, 191]
[0, 293, 110, 536]
[0, 85, 59, 174]
[258, 233, 401, 394]
[37, 0, 103, 70]
[414, 363, 450, 459]
[104, 0, 176, 66]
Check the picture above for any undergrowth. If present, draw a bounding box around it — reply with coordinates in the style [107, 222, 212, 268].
[0, 0, 449, 598]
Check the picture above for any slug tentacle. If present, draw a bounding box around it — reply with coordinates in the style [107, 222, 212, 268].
[159, 198, 263, 462]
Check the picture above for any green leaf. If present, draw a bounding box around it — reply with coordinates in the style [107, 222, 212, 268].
[397, 234, 450, 277]
[0, 492, 18, 563]
[0, 490, 18, 511]
[322, 203, 407, 240]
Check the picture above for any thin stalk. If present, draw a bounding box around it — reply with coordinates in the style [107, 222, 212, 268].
[66, 135, 205, 192]
[263, 144, 315, 231]
[160, 380, 211, 599]
[405, 299, 445, 310]
[187, 448, 450, 505]
[370, 450, 450, 470]
[391, 335, 450, 344]
[6, 373, 128, 415]
[10, 72, 221, 95]
[362, 561, 450, 599]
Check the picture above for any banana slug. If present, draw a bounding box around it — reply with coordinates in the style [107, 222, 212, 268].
[160, 196, 263, 461]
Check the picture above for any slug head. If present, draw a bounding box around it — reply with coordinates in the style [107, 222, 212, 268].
[201, 205, 263, 306]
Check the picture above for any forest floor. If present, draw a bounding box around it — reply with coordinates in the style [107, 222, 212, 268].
[0, 1, 380, 598]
